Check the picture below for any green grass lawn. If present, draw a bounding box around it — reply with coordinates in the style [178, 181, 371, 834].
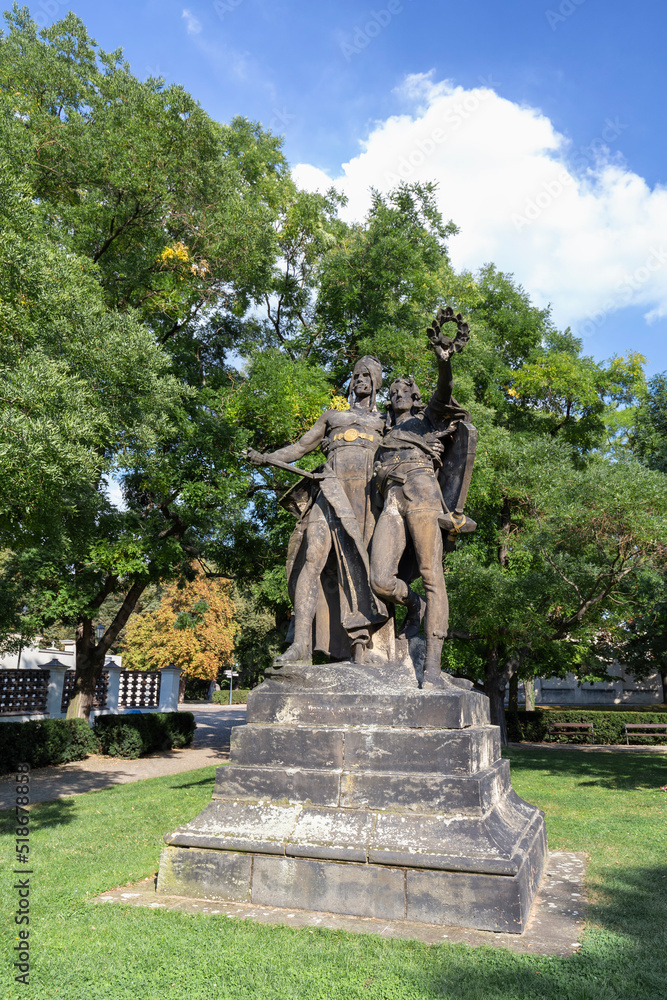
[1, 749, 666, 1000]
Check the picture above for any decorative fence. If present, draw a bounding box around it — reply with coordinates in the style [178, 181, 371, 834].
[118, 670, 160, 709]
[0, 663, 180, 723]
[61, 670, 110, 713]
[0, 670, 50, 715]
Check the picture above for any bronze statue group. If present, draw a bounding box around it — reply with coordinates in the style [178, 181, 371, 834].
[247, 308, 477, 689]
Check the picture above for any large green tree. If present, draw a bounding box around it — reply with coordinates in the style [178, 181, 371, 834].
[438, 301, 667, 739]
[0, 7, 288, 717]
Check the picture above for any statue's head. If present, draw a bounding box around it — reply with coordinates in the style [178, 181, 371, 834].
[386, 376, 424, 424]
[348, 355, 383, 410]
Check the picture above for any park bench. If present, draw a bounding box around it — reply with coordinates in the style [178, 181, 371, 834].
[624, 723, 667, 745]
[547, 720, 595, 743]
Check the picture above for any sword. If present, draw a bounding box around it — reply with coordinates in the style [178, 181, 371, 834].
[244, 450, 323, 480]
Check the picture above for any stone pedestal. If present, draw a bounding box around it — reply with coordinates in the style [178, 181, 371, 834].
[157, 662, 547, 933]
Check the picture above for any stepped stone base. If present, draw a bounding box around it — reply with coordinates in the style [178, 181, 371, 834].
[158, 661, 548, 933]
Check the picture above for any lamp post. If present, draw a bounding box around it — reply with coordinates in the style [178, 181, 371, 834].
[16, 605, 28, 669]
[95, 624, 105, 644]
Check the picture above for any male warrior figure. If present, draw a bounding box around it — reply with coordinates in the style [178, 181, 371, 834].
[371, 309, 476, 688]
[247, 357, 387, 665]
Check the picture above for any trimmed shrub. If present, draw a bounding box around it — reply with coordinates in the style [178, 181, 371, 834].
[0, 718, 99, 774]
[212, 688, 251, 705]
[93, 712, 196, 758]
[507, 709, 667, 745]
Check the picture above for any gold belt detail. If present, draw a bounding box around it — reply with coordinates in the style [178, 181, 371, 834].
[333, 429, 375, 443]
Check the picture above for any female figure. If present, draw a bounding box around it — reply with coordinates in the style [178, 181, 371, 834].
[247, 356, 387, 665]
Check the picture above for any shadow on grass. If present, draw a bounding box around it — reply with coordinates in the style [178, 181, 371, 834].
[155, 772, 218, 791]
[503, 746, 667, 790]
[0, 795, 77, 833]
[0, 767, 217, 834]
[396, 863, 667, 1000]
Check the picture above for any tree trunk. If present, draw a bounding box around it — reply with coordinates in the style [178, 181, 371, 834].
[67, 622, 105, 721]
[661, 670, 667, 705]
[485, 645, 508, 745]
[524, 677, 536, 711]
[66, 578, 147, 721]
[508, 673, 519, 713]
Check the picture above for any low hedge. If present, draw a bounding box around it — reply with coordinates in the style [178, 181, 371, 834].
[507, 709, 667, 745]
[212, 688, 251, 705]
[0, 718, 99, 774]
[93, 712, 196, 759]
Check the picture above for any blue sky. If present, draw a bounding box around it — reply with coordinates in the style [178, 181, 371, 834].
[24, 0, 667, 375]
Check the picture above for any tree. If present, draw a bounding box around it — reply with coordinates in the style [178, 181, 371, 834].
[0, 8, 289, 718]
[444, 442, 667, 739]
[123, 571, 237, 696]
[631, 372, 667, 474]
[615, 572, 667, 704]
[438, 305, 664, 740]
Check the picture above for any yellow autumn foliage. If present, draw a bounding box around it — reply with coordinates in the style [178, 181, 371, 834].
[329, 393, 350, 411]
[123, 572, 237, 681]
[158, 241, 190, 264]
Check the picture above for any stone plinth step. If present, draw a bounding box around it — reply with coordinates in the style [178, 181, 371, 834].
[164, 790, 544, 877]
[214, 758, 512, 815]
[247, 689, 489, 729]
[231, 723, 500, 775]
[158, 813, 547, 934]
[246, 662, 490, 729]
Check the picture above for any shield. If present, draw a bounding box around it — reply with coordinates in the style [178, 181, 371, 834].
[438, 419, 478, 518]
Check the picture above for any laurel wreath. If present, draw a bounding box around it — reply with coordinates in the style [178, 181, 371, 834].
[426, 305, 470, 357]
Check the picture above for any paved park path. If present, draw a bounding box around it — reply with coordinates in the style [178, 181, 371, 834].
[0, 703, 246, 809]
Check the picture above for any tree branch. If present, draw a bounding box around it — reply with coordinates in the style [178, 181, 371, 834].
[93, 199, 144, 263]
[99, 578, 148, 654]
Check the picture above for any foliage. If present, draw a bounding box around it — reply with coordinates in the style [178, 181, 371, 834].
[212, 687, 251, 705]
[229, 584, 289, 687]
[0, 717, 97, 773]
[315, 182, 458, 383]
[435, 287, 662, 738]
[611, 571, 667, 702]
[631, 371, 667, 473]
[0, 7, 290, 717]
[93, 711, 195, 758]
[123, 572, 236, 682]
[0, 6, 285, 340]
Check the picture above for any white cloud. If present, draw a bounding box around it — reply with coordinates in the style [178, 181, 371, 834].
[293, 72, 667, 340]
[182, 8, 202, 35]
[103, 476, 126, 512]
